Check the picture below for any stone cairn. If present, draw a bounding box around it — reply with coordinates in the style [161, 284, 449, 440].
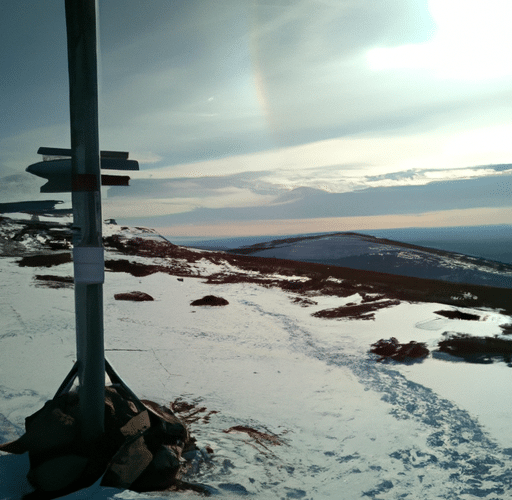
[0, 384, 203, 498]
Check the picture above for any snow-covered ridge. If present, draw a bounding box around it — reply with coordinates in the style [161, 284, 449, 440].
[227, 231, 512, 288]
[3, 215, 512, 499]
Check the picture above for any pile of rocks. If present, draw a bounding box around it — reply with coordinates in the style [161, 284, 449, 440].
[0, 386, 201, 498]
[370, 337, 429, 362]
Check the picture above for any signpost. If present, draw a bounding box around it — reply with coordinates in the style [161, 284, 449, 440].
[26, 153, 137, 192]
[66, 0, 105, 443]
[27, 0, 138, 445]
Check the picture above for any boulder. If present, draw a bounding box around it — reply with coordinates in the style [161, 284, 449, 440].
[370, 337, 429, 362]
[190, 295, 229, 306]
[114, 291, 154, 301]
[28, 455, 88, 492]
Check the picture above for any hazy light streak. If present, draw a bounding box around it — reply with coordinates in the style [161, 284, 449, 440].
[154, 207, 512, 239]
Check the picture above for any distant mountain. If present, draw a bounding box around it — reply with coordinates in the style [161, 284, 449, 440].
[367, 225, 512, 265]
[227, 232, 512, 289]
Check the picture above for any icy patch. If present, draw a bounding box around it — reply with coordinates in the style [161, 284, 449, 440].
[451, 292, 478, 301]
[325, 276, 344, 284]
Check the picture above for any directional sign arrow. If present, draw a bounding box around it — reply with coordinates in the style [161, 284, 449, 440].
[26, 158, 136, 192]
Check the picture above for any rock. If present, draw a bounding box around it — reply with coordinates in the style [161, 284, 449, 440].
[435, 310, 480, 320]
[190, 295, 229, 306]
[28, 455, 88, 492]
[130, 446, 180, 492]
[0, 386, 195, 498]
[370, 337, 429, 362]
[438, 333, 512, 362]
[114, 291, 154, 301]
[141, 399, 189, 444]
[105, 435, 153, 489]
[0, 396, 79, 456]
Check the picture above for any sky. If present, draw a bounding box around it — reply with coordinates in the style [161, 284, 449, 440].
[2, 0, 512, 239]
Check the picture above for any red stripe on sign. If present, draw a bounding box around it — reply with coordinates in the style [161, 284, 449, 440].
[72, 174, 98, 191]
[101, 175, 130, 186]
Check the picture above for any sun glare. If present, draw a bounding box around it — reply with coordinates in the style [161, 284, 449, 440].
[367, 0, 512, 80]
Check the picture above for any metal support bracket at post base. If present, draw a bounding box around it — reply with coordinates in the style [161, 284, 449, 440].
[54, 359, 147, 413]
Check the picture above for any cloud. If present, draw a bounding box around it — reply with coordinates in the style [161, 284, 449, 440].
[0, 124, 70, 202]
[113, 172, 512, 227]
[93, 0, 446, 164]
[107, 128, 512, 217]
[249, 0, 440, 143]
[0, 174, 44, 203]
[104, 170, 278, 219]
[129, 151, 163, 165]
[5, 0, 512, 235]
[122, 207, 512, 240]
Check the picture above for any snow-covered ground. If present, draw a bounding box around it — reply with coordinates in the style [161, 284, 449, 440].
[2, 218, 512, 499]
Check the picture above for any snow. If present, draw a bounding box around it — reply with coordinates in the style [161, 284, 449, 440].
[2, 221, 512, 498]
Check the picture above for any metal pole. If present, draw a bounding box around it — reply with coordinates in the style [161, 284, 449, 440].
[65, 0, 105, 442]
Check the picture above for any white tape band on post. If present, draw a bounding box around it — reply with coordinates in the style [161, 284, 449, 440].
[73, 247, 105, 284]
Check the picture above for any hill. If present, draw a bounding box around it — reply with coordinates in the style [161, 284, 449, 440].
[226, 231, 512, 289]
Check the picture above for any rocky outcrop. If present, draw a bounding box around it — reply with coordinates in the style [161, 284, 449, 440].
[370, 337, 429, 362]
[18, 253, 72, 268]
[438, 333, 512, 363]
[434, 310, 480, 321]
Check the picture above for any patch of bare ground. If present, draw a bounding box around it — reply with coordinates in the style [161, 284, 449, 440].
[313, 299, 401, 320]
[223, 426, 283, 446]
[105, 259, 166, 277]
[438, 333, 512, 364]
[103, 234, 218, 264]
[203, 255, 512, 315]
[434, 310, 480, 321]
[170, 399, 218, 425]
[18, 253, 72, 267]
[104, 258, 199, 279]
[34, 275, 74, 289]
[291, 297, 318, 307]
[170, 399, 286, 465]
[103, 251, 512, 317]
